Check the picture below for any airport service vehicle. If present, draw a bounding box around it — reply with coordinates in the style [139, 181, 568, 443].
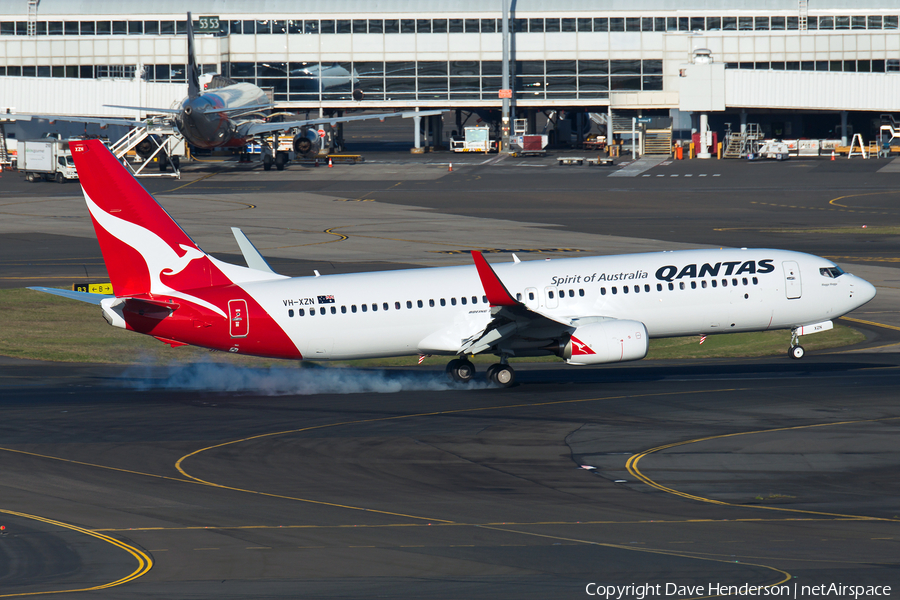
[20, 139, 77, 183]
[510, 133, 549, 157]
[29, 140, 876, 387]
[451, 126, 497, 153]
[2, 137, 17, 169]
[751, 140, 791, 161]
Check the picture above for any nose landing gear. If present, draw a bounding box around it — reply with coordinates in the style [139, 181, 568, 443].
[788, 328, 805, 359]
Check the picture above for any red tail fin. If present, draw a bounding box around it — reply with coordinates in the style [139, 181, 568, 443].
[70, 140, 211, 297]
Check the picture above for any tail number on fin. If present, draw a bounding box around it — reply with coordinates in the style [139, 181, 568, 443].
[228, 299, 249, 338]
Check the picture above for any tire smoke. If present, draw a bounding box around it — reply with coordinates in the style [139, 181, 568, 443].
[123, 360, 491, 395]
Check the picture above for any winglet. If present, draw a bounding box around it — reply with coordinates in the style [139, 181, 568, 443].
[471, 251, 519, 307]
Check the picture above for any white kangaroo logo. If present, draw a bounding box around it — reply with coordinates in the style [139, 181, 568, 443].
[84, 191, 227, 318]
[571, 336, 593, 354]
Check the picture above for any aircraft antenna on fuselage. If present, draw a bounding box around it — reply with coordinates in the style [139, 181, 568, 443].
[185, 12, 200, 99]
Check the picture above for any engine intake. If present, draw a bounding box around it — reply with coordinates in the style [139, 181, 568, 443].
[135, 137, 157, 159]
[560, 320, 648, 365]
[293, 128, 321, 158]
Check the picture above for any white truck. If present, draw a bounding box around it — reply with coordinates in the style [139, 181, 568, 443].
[21, 139, 78, 183]
[450, 126, 497, 153]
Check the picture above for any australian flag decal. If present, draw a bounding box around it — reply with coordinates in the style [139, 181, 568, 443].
[317, 295, 335, 304]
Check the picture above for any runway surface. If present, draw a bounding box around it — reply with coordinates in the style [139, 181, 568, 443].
[1, 354, 899, 598]
[1, 145, 899, 598]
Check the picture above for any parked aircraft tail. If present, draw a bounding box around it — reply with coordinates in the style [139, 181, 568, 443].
[186, 12, 201, 99]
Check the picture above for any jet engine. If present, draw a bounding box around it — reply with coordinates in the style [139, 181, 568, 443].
[135, 136, 157, 159]
[292, 128, 321, 158]
[557, 320, 648, 365]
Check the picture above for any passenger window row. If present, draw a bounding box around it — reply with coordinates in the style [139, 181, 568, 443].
[516, 288, 585, 301]
[600, 276, 759, 295]
[285, 275, 763, 316]
[287, 295, 488, 317]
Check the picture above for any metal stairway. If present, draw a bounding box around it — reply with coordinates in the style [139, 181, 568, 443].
[110, 121, 184, 178]
[610, 112, 637, 134]
[723, 132, 743, 159]
[0, 121, 9, 167]
[723, 123, 763, 158]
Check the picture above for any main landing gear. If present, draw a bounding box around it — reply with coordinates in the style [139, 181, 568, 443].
[485, 363, 516, 387]
[788, 328, 805, 360]
[446, 356, 516, 387]
[446, 358, 475, 382]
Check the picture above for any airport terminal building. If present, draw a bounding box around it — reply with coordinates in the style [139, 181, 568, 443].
[2, 0, 900, 145]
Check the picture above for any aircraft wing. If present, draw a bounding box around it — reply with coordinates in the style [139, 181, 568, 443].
[240, 109, 445, 138]
[458, 252, 574, 355]
[104, 104, 181, 115]
[2, 113, 147, 127]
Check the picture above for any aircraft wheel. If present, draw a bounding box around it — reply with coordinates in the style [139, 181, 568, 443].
[159, 160, 167, 172]
[446, 358, 475, 383]
[171, 156, 180, 170]
[789, 345, 805, 360]
[275, 152, 287, 171]
[445, 359, 461, 381]
[485, 364, 499, 381]
[490, 365, 515, 387]
[263, 154, 273, 171]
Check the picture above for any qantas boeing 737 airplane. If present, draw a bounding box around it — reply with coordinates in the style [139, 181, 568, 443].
[30, 140, 876, 386]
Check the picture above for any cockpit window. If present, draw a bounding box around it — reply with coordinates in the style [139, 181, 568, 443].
[819, 266, 845, 278]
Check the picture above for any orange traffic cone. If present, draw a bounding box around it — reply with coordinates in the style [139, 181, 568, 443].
[831, 150, 835, 161]
[328, 157, 333, 168]
[448, 163, 453, 172]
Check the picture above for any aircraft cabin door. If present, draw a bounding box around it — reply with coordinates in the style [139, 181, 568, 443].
[544, 286, 559, 309]
[524, 287, 539, 309]
[782, 261, 802, 299]
[228, 299, 249, 338]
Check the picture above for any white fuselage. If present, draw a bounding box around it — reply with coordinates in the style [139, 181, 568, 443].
[238, 248, 875, 361]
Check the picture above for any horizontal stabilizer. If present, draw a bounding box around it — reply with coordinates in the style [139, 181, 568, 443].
[27, 286, 110, 305]
[154, 336, 188, 347]
[231, 227, 276, 274]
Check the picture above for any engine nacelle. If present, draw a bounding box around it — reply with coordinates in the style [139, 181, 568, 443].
[561, 320, 648, 365]
[135, 136, 157, 159]
[293, 128, 321, 158]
